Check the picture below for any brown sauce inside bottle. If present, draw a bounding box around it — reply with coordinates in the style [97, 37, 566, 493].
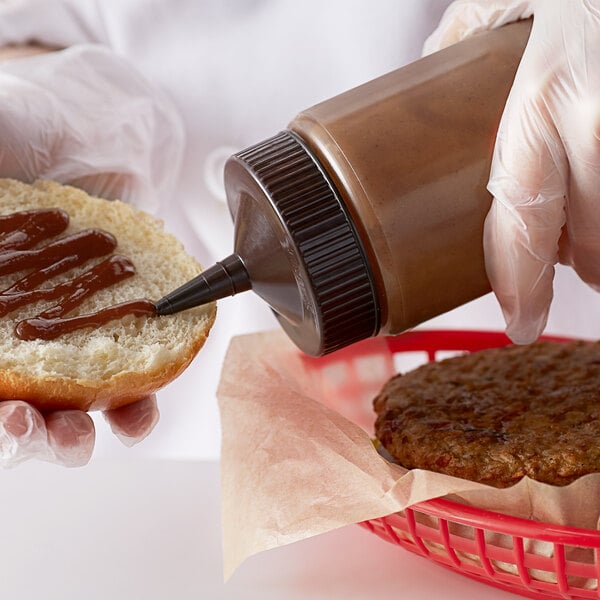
[0, 208, 156, 341]
[288, 21, 532, 336]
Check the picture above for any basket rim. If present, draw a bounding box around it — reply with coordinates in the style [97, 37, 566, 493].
[383, 328, 576, 354]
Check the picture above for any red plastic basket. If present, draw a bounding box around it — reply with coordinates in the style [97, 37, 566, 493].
[305, 330, 600, 600]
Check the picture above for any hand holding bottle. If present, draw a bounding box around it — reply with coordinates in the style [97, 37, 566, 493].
[426, 0, 600, 343]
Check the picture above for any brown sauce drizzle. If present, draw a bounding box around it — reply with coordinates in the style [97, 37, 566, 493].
[0, 209, 156, 340]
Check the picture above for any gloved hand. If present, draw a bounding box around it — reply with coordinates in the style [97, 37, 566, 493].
[0, 396, 159, 468]
[0, 43, 183, 210]
[425, 0, 600, 344]
[0, 43, 184, 466]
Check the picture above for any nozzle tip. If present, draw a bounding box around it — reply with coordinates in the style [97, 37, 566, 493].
[154, 254, 251, 316]
[155, 297, 174, 316]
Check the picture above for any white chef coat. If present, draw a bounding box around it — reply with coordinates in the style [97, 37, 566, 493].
[4, 0, 597, 460]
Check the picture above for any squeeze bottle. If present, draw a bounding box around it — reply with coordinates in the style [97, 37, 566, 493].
[156, 20, 532, 356]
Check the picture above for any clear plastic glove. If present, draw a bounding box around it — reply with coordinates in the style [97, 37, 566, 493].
[425, 0, 600, 343]
[0, 396, 159, 468]
[0, 43, 184, 210]
[0, 43, 183, 466]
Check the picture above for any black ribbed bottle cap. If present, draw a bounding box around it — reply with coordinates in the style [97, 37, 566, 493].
[225, 130, 380, 355]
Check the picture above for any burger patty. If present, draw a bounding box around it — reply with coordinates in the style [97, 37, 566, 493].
[373, 340, 600, 488]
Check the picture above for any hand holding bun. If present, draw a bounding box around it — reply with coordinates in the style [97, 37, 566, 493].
[0, 396, 158, 467]
[0, 43, 190, 467]
[0, 179, 216, 467]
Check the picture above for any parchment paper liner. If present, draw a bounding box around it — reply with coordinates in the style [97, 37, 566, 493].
[218, 330, 600, 581]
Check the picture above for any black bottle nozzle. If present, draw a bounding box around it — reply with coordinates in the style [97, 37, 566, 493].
[155, 253, 250, 316]
[156, 131, 378, 356]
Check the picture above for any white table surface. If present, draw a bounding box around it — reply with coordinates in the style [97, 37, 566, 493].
[0, 459, 520, 600]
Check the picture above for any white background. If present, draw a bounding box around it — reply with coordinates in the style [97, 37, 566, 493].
[0, 459, 519, 600]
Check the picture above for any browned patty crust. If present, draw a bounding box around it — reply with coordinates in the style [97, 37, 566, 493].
[374, 340, 600, 488]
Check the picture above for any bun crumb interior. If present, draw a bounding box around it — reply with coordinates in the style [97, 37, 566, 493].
[0, 179, 216, 411]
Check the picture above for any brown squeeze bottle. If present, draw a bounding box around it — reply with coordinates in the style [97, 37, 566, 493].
[155, 20, 532, 356]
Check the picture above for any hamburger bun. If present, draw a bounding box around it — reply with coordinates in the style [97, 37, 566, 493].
[0, 178, 216, 412]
